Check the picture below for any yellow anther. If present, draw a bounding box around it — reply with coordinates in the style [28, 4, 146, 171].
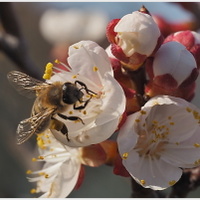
[169, 180, 176, 186]
[140, 110, 146, 115]
[39, 172, 45, 176]
[54, 59, 60, 64]
[37, 139, 46, 150]
[73, 45, 79, 49]
[140, 180, 146, 185]
[38, 156, 44, 160]
[194, 159, 200, 165]
[26, 170, 32, 174]
[135, 119, 140, 123]
[168, 116, 172, 120]
[169, 122, 175, 125]
[30, 188, 37, 194]
[122, 152, 129, 159]
[93, 66, 99, 72]
[152, 120, 158, 124]
[72, 75, 77, 79]
[32, 158, 37, 162]
[193, 110, 199, 119]
[83, 110, 87, 115]
[194, 143, 200, 148]
[186, 107, 192, 113]
[69, 111, 73, 115]
[45, 174, 49, 178]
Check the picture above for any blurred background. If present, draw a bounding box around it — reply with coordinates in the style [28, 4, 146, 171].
[1, 2, 200, 198]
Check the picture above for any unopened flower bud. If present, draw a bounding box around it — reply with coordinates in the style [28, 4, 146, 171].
[145, 41, 198, 100]
[164, 31, 200, 69]
[106, 10, 162, 70]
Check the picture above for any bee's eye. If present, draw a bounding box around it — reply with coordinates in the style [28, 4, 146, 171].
[62, 82, 83, 104]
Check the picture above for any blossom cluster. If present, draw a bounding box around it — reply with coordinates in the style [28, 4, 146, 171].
[25, 5, 200, 197]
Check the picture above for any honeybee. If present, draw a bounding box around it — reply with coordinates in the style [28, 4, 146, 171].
[7, 71, 96, 145]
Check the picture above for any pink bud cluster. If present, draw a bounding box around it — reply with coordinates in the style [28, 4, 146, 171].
[106, 6, 200, 178]
[106, 7, 200, 103]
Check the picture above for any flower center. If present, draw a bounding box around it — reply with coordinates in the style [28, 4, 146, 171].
[135, 120, 170, 159]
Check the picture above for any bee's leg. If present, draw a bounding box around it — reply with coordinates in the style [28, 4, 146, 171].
[75, 80, 97, 96]
[73, 98, 91, 110]
[60, 124, 70, 141]
[57, 113, 85, 125]
[50, 117, 70, 141]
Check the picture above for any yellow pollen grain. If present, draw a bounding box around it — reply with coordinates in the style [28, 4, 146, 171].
[194, 143, 200, 148]
[194, 159, 200, 165]
[186, 107, 192, 113]
[140, 110, 146, 115]
[30, 188, 37, 194]
[39, 172, 45, 176]
[38, 156, 44, 160]
[72, 75, 77, 79]
[37, 139, 46, 150]
[26, 170, 32, 174]
[140, 180, 146, 185]
[45, 174, 49, 178]
[73, 45, 79, 49]
[193, 110, 199, 120]
[122, 152, 129, 159]
[169, 122, 175, 125]
[93, 66, 99, 72]
[83, 110, 87, 115]
[32, 158, 37, 162]
[135, 119, 140, 123]
[152, 120, 158, 124]
[69, 111, 73, 115]
[54, 59, 60, 64]
[169, 180, 176, 186]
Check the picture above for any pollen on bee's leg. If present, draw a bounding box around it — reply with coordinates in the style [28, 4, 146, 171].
[43, 62, 53, 80]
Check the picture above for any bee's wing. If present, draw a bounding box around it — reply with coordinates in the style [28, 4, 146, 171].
[7, 70, 48, 98]
[16, 108, 54, 145]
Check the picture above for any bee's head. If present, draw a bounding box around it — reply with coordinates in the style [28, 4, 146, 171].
[62, 82, 84, 104]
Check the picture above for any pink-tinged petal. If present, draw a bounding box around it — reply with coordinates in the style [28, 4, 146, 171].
[123, 151, 182, 190]
[153, 42, 197, 86]
[80, 144, 107, 167]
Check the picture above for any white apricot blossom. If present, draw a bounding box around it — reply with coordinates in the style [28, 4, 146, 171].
[27, 130, 81, 198]
[46, 40, 126, 147]
[117, 95, 200, 190]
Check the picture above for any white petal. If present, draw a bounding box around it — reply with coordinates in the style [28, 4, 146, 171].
[117, 113, 139, 154]
[68, 40, 113, 86]
[39, 161, 81, 198]
[124, 151, 182, 190]
[114, 11, 160, 56]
